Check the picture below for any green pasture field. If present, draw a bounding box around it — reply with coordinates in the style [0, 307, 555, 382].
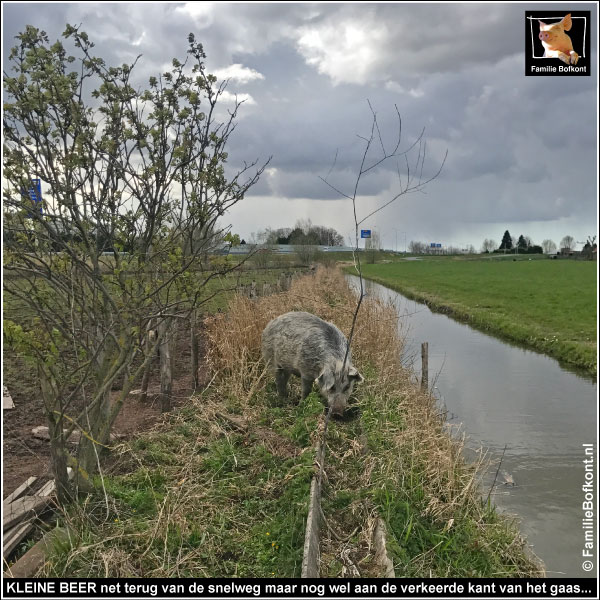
[352, 257, 597, 375]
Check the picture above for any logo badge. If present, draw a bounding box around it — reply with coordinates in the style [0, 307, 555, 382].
[525, 11, 590, 76]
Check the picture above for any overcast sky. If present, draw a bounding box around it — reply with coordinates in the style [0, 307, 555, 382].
[3, 2, 598, 250]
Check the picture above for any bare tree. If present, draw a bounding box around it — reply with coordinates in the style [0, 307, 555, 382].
[320, 101, 446, 368]
[294, 243, 316, 265]
[409, 240, 427, 254]
[481, 239, 498, 253]
[560, 235, 574, 252]
[581, 235, 596, 260]
[365, 229, 382, 264]
[3, 25, 268, 502]
[542, 239, 557, 254]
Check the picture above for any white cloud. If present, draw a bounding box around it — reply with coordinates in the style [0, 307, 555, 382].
[132, 31, 146, 47]
[218, 90, 256, 106]
[386, 81, 424, 98]
[296, 17, 389, 85]
[175, 3, 214, 28]
[212, 64, 265, 84]
[2, 2, 596, 249]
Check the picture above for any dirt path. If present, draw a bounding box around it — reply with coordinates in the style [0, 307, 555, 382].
[2, 325, 203, 498]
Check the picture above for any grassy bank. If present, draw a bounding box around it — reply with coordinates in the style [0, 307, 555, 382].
[349, 258, 597, 376]
[40, 269, 542, 577]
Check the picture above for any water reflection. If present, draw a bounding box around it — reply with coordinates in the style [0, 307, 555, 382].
[348, 275, 597, 578]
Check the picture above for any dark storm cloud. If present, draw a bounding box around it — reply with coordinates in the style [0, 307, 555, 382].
[3, 2, 596, 246]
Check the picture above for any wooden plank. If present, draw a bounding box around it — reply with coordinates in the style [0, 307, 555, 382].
[3, 385, 15, 409]
[31, 427, 119, 445]
[421, 341, 429, 392]
[35, 480, 56, 499]
[37, 467, 74, 498]
[301, 442, 325, 578]
[4, 527, 71, 578]
[3, 477, 38, 506]
[373, 518, 396, 578]
[3, 520, 34, 557]
[3, 496, 51, 532]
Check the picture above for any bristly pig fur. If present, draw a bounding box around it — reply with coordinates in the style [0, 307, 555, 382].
[261, 311, 363, 417]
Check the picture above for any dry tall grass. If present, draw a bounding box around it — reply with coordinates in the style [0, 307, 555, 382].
[206, 268, 469, 520]
[205, 267, 401, 392]
[205, 267, 543, 576]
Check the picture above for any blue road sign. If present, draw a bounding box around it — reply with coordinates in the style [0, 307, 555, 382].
[22, 178, 43, 216]
[29, 179, 42, 203]
[361, 229, 371, 239]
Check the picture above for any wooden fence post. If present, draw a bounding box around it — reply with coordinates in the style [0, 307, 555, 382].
[421, 342, 429, 392]
[190, 311, 199, 391]
[158, 318, 173, 412]
[140, 322, 157, 403]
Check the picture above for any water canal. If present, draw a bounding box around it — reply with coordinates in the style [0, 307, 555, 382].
[347, 275, 597, 578]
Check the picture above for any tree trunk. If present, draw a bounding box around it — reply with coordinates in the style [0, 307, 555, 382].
[75, 386, 110, 488]
[38, 366, 72, 505]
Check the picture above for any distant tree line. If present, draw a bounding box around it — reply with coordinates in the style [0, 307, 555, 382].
[254, 219, 344, 246]
[491, 230, 543, 254]
[483, 230, 595, 256]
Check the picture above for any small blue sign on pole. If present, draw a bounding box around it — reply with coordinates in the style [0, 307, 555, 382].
[22, 178, 43, 216]
[361, 229, 371, 239]
[29, 178, 42, 202]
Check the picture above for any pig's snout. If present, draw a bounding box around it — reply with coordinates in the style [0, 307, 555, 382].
[328, 397, 347, 418]
[539, 31, 549, 41]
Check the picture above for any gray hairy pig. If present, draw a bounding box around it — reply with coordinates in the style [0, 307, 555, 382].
[261, 311, 364, 417]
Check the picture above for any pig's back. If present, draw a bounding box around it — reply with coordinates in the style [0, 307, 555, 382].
[261, 311, 348, 374]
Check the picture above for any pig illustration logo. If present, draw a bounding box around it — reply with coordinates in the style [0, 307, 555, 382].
[538, 13, 579, 65]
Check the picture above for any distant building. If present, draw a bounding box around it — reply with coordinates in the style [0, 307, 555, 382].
[559, 248, 579, 257]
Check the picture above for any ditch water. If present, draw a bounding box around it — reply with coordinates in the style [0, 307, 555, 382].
[347, 275, 597, 578]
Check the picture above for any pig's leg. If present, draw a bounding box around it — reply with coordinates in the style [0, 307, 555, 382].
[301, 376, 313, 399]
[275, 369, 290, 399]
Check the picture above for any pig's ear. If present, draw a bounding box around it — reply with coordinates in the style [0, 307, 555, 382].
[562, 14, 572, 31]
[348, 366, 364, 384]
[316, 370, 335, 390]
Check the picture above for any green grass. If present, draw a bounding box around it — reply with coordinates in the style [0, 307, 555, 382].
[44, 372, 538, 578]
[43, 386, 323, 578]
[351, 258, 597, 375]
[314, 361, 539, 578]
[39, 268, 542, 578]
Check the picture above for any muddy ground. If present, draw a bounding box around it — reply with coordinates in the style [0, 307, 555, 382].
[3, 324, 204, 498]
